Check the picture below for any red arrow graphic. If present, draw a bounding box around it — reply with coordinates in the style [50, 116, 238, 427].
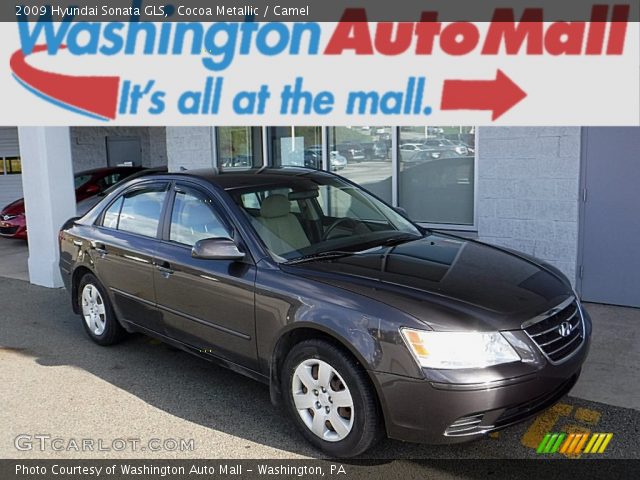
[441, 70, 527, 121]
[10, 45, 120, 120]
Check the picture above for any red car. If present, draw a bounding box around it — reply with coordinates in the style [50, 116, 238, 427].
[0, 166, 143, 240]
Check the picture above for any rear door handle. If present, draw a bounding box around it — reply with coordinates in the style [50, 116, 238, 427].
[156, 260, 174, 278]
[91, 241, 107, 256]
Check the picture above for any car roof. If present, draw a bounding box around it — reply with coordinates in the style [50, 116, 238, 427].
[156, 167, 337, 191]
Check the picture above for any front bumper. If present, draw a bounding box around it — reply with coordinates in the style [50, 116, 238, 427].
[374, 311, 591, 445]
[0, 217, 26, 239]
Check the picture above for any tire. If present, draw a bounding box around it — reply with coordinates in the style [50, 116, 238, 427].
[77, 273, 124, 346]
[281, 339, 383, 457]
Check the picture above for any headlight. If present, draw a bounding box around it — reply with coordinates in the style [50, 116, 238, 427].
[1, 214, 18, 221]
[400, 329, 521, 369]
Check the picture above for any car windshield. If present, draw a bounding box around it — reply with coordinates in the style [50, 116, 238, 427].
[233, 175, 422, 261]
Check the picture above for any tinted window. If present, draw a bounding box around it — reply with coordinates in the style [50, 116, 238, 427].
[169, 189, 229, 246]
[117, 187, 167, 237]
[74, 174, 92, 189]
[98, 172, 130, 190]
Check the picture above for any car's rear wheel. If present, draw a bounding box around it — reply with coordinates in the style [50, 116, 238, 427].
[281, 339, 383, 457]
[77, 273, 124, 346]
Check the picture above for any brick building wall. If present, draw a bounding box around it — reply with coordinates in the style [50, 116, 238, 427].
[476, 127, 582, 283]
[69, 127, 167, 171]
[0, 175, 23, 209]
[165, 127, 214, 172]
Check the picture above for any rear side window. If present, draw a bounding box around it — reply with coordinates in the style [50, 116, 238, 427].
[100, 185, 167, 238]
[98, 172, 129, 190]
[169, 189, 229, 246]
[102, 197, 123, 229]
[74, 174, 92, 189]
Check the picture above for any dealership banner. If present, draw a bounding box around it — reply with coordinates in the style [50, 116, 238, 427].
[0, 0, 638, 125]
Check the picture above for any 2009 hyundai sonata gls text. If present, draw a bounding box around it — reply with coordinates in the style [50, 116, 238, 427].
[59, 168, 591, 457]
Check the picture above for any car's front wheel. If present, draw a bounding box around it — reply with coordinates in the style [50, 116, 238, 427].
[77, 273, 124, 346]
[281, 339, 383, 457]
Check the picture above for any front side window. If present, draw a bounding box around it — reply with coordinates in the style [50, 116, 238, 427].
[169, 188, 229, 246]
[116, 186, 167, 237]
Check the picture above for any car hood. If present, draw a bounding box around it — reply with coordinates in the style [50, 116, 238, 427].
[284, 234, 573, 331]
[1, 198, 25, 215]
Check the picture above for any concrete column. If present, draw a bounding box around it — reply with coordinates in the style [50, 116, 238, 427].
[18, 127, 76, 288]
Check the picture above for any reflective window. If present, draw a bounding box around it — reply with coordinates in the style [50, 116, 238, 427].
[399, 127, 475, 225]
[216, 127, 262, 170]
[74, 174, 92, 189]
[102, 197, 123, 229]
[328, 127, 392, 204]
[268, 127, 323, 169]
[169, 189, 229, 246]
[98, 172, 133, 190]
[0, 157, 22, 175]
[117, 187, 167, 237]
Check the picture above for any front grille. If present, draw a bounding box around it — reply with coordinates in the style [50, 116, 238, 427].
[0, 225, 19, 235]
[524, 298, 584, 363]
[495, 373, 579, 427]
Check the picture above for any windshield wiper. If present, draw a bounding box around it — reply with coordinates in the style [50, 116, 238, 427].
[283, 250, 361, 265]
[375, 233, 423, 247]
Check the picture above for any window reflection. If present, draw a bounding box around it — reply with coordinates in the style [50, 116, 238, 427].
[328, 127, 392, 204]
[268, 127, 323, 169]
[399, 127, 475, 225]
[217, 127, 262, 170]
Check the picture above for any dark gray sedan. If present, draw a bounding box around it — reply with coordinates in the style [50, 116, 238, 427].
[59, 168, 591, 457]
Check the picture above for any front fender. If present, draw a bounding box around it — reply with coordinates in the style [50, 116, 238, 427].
[255, 268, 425, 380]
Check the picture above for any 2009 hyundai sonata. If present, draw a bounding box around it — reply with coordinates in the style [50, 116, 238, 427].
[59, 167, 591, 457]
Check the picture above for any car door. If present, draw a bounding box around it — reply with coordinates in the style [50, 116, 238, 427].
[153, 182, 258, 369]
[91, 182, 169, 334]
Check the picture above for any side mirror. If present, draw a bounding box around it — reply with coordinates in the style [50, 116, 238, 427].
[192, 237, 245, 261]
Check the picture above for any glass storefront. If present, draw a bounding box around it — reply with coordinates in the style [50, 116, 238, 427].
[0, 157, 21, 175]
[267, 127, 323, 168]
[214, 126, 476, 228]
[216, 127, 263, 170]
[399, 127, 475, 226]
[328, 126, 392, 204]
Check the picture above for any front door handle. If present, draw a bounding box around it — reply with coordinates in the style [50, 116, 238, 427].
[156, 261, 174, 278]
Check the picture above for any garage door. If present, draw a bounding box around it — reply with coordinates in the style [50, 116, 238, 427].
[578, 127, 640, 308]
[0, 127, 19, 157]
